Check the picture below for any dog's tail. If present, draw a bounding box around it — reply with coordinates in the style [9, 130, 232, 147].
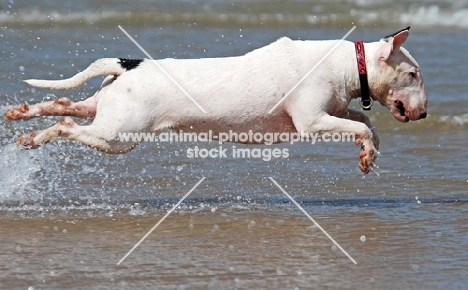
[24, 58, 139, 91]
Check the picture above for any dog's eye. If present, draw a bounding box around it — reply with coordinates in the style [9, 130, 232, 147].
[409, 71, 417, 78]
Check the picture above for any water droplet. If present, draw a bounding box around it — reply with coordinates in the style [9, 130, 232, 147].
[19, 66, 25, 72]
[276, 267, 284, 275]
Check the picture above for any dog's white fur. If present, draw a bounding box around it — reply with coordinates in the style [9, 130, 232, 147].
[5, 29, 427, 174]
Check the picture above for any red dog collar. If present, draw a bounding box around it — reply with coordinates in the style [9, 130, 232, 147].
[354, 40, 373, 110]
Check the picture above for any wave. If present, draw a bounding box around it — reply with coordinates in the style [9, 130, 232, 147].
[1, 197, 466, 219]
[1, 6, 468, 29]
[437, 113, 468, 126]
[371, 112, 468, 131]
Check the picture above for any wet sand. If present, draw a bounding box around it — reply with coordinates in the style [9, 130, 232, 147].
[1, 201, 467, 289]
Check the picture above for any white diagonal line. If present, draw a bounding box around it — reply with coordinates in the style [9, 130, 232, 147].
[117, 176, 206, 265]
[268, 177, 357, 264]
[118, 25, 207, 114]
[268, 26, 356, 114]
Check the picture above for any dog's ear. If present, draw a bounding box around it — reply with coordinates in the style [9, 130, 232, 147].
[378, 27, 410, 61]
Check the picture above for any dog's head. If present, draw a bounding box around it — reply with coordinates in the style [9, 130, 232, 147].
[370, 27, 427, 122]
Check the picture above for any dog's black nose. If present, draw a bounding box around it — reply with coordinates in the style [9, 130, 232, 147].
[419, 112, 427, 119]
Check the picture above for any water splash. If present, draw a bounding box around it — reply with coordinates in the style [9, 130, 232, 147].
[0, 144, 41, 201]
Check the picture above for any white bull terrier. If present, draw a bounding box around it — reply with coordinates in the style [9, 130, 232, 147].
[5, 27, 426, 174]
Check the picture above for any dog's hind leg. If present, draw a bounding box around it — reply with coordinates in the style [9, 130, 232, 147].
[4, 96, 97, 121]
[5, 75, 116, 121]
[17, 116, 137, 154]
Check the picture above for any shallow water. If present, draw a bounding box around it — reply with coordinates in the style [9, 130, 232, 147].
[1, 0, 468, 289]
[2, 203, 467, 289]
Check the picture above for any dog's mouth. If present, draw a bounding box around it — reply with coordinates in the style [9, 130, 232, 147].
[392, 100, 409, 123]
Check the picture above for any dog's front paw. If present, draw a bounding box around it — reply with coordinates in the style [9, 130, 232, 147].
[18, 133, 39, 149]
[356, 139, 377, 174]
[4, 104, 30, 120]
